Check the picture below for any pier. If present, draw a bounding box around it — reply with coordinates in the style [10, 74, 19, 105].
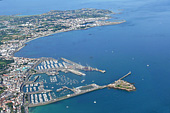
[28, 84, 106, 107]
[107, 71, 136, 91]
[34, 57, 105, 76]
[24, 81, 43, 85]
[33, 76, 39, 82]
[119, 71, 131, 80]
[26, 71, 135, 108]
[25, 89, 52, 94]
[56, 86, 76, 93]
[22, 58, 136, 109]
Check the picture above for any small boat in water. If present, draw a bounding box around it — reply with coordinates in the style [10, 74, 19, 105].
[81, 79, 85, 83]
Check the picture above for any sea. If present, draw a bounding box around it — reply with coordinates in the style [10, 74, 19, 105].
[1, 0, 170, 113]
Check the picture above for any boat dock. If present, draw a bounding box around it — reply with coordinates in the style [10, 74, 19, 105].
[23, 57, 108, 109]
[56, 86, 76, 93]
[22, 57, 136, 110]
[33, 76, 39, 82]
[26, 72, 135, 108]
[67, 69, 86, 76]
[34, 57, 105, 76]
[26, 89, 52, 94]
[28, 84, 106, 107]
[24, 81, 43, 86]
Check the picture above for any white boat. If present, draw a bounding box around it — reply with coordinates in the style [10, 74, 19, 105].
[81, 80, 85, 83]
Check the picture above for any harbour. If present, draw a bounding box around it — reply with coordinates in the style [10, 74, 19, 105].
[23, 70, 135, 108]
[35, 57, 105, 76]
[9, 0, 170, 112]
[28, 83, 106, 107]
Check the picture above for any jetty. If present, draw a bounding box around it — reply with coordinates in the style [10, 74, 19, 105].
[28, 84, 106, 107]
[26, 71, 135, 108]
[56, 86, 76, 93]
[119, 71, 131, 80]
[25, 89, 52, 94]
[107, 71, 136, 91]
[34, 57, 105, 76]
[22, 57, 136, 110]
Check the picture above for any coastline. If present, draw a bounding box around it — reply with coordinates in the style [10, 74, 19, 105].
[12, 19, 126, 112]
[1, 0, 169, 113]
[15, 20, 126, 54]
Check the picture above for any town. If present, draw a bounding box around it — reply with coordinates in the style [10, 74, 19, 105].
[0, 54, 135, 113]
[0, 8, 125, 60]
[0, 56, 106, 113]
[0, 8, 125, 43]
[0, 8, 129, 113]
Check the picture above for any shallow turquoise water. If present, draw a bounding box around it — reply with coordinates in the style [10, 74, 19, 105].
[2, 0, 170, 112]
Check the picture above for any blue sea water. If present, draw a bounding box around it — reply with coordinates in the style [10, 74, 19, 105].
[1, 0, 170, 112]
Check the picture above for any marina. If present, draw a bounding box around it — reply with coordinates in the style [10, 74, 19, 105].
[35, 57, 105, 76]
[24, 71, 135, 108]
[28, 83, 106, 107]
[1, 0, 168, 112]
[18, 57, 136, 112]
[13, 56, 113, 113]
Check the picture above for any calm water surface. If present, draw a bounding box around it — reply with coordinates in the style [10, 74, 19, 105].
[1, 0, 170, 112]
